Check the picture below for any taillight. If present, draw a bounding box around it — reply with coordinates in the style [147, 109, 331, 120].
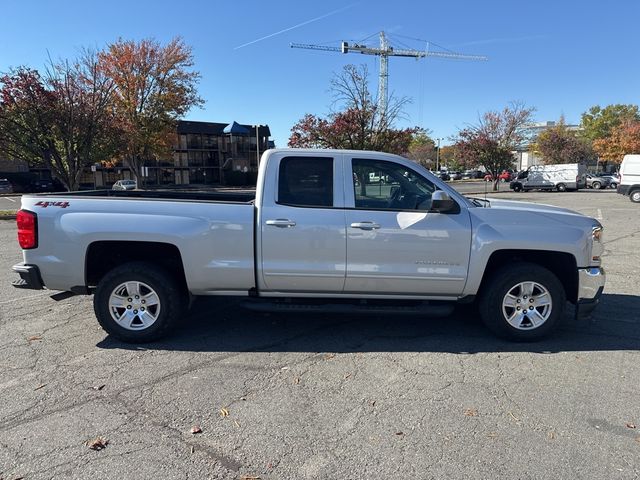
[17, 210, 38, 249]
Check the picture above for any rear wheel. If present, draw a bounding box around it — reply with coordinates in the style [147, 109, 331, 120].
[94, 262, 186, 343]
[478, 263, 565, 341]
[631, 189, 640, 203]
[512, 183, 522, 192]
[556, 183, 567, 192]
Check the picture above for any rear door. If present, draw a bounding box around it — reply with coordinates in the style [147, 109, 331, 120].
[343, 156, 472, 296]
[259, 154, 346, 293]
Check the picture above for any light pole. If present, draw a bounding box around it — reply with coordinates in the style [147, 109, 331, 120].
[436, 138, 443, 171]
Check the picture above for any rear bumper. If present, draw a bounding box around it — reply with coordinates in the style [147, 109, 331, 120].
[12, 263, 44, 290]
[575, 267, 605, 319]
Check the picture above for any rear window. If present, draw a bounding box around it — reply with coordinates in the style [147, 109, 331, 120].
[277, 156, 333, 207]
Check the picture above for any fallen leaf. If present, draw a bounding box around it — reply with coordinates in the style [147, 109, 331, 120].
[370, 400, 376, 407]
[323, 353, 335, 360]
[464, 408, 478, 417]
[91, 384, 105, 391]
[27, 335, 42, 343]
[34, 384, 47, 391]
[548, 430, 557, 440]
[293, 377, 300, 385]
[85, 436, 108, 450]
[626, 423, 636, 429]
[395, 431, 404, 436]
[190, 425, 202, 434]
[280, 366, 289, 371]
[190, 446, 195, 454]
[219, 408, 229, 418]
[343, 373, 351, 380]
[487, 432, 498, 438]
[508, 411, 520, 422]
[234, 420, 240, 428]
[240, 476, 261, 480]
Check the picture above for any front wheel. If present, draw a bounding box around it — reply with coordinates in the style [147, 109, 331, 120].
[631, 190, 640, 203]
[94, 262, 186, 343]
[478, 263, 565, 341]
[591, 181, 601, 190]
[556, 183, 567, 192]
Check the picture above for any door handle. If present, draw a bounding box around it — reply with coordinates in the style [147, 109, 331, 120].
[350, 221, 381, 230]
[266, 219, 296, 228]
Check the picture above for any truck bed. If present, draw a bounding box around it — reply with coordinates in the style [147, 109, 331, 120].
[28, 189, 256, 204]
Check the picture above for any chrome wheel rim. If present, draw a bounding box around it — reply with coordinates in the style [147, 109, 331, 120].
[108, 281, 161, 330]
[502, 281, 552, 330]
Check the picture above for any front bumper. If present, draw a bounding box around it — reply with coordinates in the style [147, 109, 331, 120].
[617, 184, 630, 196]
[575, 267, 605, 319]
[12, 263, 44, 290]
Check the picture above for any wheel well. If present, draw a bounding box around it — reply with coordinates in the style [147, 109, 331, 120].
[86, 241, 187, 291]
[480, 250, 578, 303]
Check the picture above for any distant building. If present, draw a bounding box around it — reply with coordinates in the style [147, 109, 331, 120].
[87, 120, 272, 188]
[514, 121, 581, 170]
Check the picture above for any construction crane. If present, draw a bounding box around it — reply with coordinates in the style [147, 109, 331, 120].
[291, 31, 487, 117]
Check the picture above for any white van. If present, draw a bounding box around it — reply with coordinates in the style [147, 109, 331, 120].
[510, 163, 586, 192]
[617, 154, 640, 203]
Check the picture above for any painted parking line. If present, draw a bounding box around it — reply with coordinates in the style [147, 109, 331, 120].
[597, 208, 603, 220]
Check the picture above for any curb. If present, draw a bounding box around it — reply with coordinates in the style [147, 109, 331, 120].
[0, 215, 16, 220]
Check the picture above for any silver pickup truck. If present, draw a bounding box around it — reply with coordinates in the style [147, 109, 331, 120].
[12, 149, 605, 342]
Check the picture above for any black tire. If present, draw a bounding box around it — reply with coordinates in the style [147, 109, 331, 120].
[610, 183, 617, 189]
[556, 183, 567, 192]
[512, 183, 522, 192]
[591, 181, 601, 190]
[93, 262, 186, 343]
[631, 189, 640, 203]
[478, 262, 566, 341]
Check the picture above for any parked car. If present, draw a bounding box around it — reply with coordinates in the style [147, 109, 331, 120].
[450, 171, 463, 181]
[462, 169, 484, 179]
[600, 173, 620, 188]
[438, 171, 451, 181]
[112, 180, 137, 191]
[0, 178, 13, 194]
[29, 179, 54, 193]
[585, 173, 611, 190]
[484, 170, 512, 182]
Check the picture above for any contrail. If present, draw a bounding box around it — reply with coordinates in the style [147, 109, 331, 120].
[234, 3, 358, 50]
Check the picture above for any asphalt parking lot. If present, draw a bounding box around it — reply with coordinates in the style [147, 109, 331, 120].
[1, 188, 639, 480]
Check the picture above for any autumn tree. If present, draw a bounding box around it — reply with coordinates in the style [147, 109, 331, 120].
[288, 64, 420, 154]
[0, 51, 119, 190]
[405, 131, 435, 168]
[99, 37, 203, 182]
[454, 102, 535, 190]
[593, 121, 640, 164]
[532, 118, 594, 164]
[580, 104, 640, 142]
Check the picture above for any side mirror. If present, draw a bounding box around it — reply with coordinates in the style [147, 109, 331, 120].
[430, 191, 458, 213]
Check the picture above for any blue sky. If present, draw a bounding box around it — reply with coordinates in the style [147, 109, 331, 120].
[1, 0, 638, 147]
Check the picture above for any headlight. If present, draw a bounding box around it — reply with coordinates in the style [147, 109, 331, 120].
[591, 225, 604, 263]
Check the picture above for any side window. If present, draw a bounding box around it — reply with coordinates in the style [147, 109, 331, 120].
[352, 158, 436, 211]
[278, 156, 333, 207]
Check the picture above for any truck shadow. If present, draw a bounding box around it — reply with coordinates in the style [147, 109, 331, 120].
[97, 293, 640, 354]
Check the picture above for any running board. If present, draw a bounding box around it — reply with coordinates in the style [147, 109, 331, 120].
[240, 299, 454, 317]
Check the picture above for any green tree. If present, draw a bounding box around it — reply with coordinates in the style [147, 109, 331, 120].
[288, 64, 420, 154]
[532, 118, 594, 164]
[580, 104, 640, 141]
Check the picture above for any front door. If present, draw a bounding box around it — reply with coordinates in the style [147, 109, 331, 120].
[344, 157, 472, 296]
